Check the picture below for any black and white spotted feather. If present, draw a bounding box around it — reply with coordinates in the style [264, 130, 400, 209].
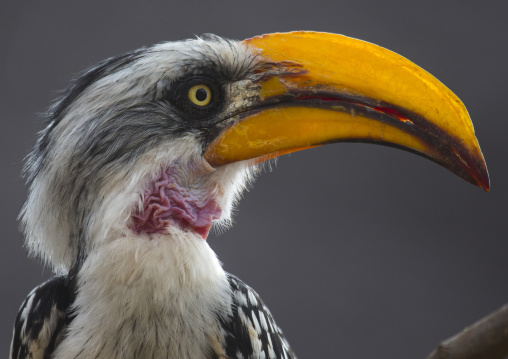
[220, 275, 295, 359]
[10, 277, 75, 359]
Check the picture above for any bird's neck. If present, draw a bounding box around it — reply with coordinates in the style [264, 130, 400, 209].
[130, 166, 222, 239]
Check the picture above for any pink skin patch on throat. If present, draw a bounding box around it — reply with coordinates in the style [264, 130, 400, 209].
[131, 169, 222, 239]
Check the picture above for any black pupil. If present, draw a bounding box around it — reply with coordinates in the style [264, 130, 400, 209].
[196, 88, 208, 102]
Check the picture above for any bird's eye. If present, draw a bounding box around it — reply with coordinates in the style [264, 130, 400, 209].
[188, 84, 211, 106]
[168, 76, 224, 122]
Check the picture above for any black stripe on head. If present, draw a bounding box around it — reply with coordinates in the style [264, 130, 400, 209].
[51, 48, 147, 121]
[26, 47, 148, 181]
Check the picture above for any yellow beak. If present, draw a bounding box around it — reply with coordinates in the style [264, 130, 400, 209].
[204, 31, 489, 191]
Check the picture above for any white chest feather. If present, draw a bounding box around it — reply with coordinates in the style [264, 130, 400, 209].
[53, 232, 231, 359]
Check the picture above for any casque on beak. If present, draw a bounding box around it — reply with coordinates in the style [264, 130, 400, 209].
[204, 31, 489, 191]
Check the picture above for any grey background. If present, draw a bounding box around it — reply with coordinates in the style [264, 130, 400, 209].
[1, 1, 507, 358]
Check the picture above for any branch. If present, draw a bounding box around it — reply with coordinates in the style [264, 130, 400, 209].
[426, 303, 508, 359]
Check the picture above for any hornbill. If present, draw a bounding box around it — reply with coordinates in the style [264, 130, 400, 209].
[10, 32, 489, 359]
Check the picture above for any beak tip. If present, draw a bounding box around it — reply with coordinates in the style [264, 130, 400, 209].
[480, 173, 491, 192]
[471, 160, 490, 192]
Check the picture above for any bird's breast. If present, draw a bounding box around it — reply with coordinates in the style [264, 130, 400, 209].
[53, 234, 231, 358]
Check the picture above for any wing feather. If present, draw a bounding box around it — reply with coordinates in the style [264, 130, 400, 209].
[218, 274, 296, 359]
[10, 276, 74, 359]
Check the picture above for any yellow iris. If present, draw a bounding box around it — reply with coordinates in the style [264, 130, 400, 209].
[188, 84, 211, 106]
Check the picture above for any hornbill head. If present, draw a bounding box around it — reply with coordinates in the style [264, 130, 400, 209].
[21, 32, 489, 273]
